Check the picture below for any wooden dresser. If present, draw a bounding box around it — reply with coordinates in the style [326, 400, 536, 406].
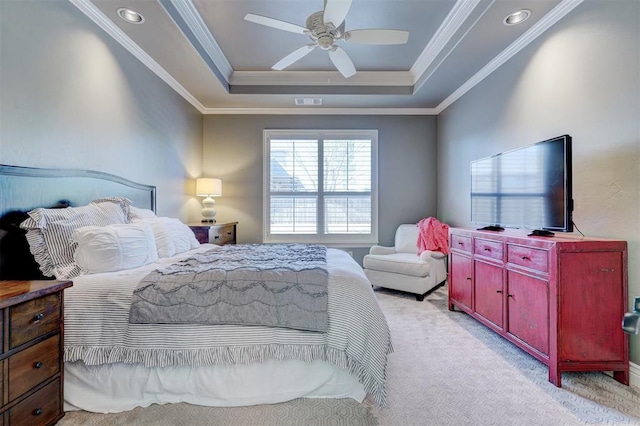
[448, 228, 628, 387]
[189, 222, 237, 245]
[0, 280, 72, 425]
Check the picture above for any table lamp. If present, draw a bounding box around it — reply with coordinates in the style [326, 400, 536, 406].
[196, 178, 222, 223]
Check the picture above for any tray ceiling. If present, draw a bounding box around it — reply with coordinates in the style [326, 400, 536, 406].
[73, 0, 582, 113]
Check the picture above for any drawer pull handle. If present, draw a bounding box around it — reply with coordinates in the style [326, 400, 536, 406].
[507, 294, 514, 298]
[496, 290, 503, 294]
[33, 408, 43, 416]
[484, 248, 491, 251]
[521, 256, 529, 260]
[33, 313, 45, 323]
[34, 361, 43, 369]
[466, 277, 472, 281]
[457, 242, 463, 245]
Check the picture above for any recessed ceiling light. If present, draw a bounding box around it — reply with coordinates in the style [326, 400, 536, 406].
[503, 9, 531, 26]
[117, 8, 145, 24]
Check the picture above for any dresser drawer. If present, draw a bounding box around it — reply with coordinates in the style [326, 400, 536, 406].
[474, 238, 504, 261]
[211, 224, 236, 245]
[507, 244, 549, 272]
[9, 335, 60, 402]
[451, 234, 472, 253]
[9, 378, 61, 426]
[9, 293, 61, 349]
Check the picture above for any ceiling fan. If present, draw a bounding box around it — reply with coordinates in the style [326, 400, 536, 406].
[244, 0, 409, 78]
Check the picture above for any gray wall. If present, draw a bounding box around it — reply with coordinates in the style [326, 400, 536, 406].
[0, 0, 203, 220]
[437, 1, 640, 363]
[203, 115, 437, 264]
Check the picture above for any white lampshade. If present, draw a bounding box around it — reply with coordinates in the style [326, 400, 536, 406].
[196, 178, 222, 197]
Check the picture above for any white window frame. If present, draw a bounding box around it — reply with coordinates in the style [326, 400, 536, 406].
[263, 129, 378, 247]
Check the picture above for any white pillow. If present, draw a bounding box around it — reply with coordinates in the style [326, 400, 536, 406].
[130, 206, 157, 221]
[73, 223, 158, 274]
[136, 217, 200, 258]
[20, 198, 132, 279]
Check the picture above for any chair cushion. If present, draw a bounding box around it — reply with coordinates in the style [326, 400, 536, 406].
[395, 224, 419, 254]
[363, 253, 430, 277]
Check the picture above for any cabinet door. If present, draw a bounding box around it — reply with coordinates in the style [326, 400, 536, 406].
[507, 271, 549, 355]
[450, 253, 473, 310]
[559, 251, 625, 362]
[474, 261, 504, 329]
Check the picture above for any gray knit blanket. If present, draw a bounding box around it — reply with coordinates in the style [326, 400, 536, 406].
[129, 244, 329, 332]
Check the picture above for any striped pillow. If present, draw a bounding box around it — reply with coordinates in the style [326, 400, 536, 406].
[20, 197, 132, 279]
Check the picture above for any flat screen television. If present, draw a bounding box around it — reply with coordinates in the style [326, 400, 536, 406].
[470, 135, 573, 236]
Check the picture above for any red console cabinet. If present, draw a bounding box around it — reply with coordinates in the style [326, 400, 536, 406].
[448, 228, 629, 387]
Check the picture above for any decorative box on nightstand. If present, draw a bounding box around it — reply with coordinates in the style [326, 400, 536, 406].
[189, 222, 238, 245]
[0, 280, 73, 426]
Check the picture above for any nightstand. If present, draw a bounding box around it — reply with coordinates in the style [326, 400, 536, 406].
[0, 280, 73, 426]
[189, 222, 238, 245]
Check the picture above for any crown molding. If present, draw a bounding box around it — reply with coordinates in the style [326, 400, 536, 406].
[230, 70, 413, 87]
[411, 0, 484, 85]
[202, 107, 437, 115]
[435, 0, 585, 113]
[166, 0, 233, 82]
[69, 0, 206, 113]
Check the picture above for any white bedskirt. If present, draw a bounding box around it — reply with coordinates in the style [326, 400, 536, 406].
[64, 359, 366, 413]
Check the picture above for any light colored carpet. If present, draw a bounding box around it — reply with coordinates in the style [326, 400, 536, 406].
[59, 284, 640, 425]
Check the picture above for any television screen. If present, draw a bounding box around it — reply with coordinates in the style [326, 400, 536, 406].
[471, 135, 573, 233]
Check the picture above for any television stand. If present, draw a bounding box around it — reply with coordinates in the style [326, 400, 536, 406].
[477, 225, 504, 231]
[448, 228, 629, 387]
[528, 229, 554, 237]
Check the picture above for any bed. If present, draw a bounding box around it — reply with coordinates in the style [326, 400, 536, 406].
[0, 164, 392, 413]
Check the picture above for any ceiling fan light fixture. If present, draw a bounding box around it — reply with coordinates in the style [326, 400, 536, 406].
[295, 98, 322, 106]
[503, 9, 531, 26]
[117, 8, 145, 24]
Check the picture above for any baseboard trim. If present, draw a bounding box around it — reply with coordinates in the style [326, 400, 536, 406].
[630, 361, 640, 389]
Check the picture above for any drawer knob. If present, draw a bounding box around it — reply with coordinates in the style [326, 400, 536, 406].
[33, 313, 45, 323]
[34, 361, 43, 369]
[33, 408, 43, 416]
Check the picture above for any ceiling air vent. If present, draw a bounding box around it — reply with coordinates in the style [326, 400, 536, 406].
[295, 98, 322, 106]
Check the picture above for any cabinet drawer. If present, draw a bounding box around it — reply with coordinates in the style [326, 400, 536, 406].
[474, 238, 503, 261]
[9, 335, 60, 401]
[211, 225, 235, 245]
[451, 235, 472, 253]
[10, 293, 61, 349]
[9, 378, 61, 426]
[507, 245, 548, 273]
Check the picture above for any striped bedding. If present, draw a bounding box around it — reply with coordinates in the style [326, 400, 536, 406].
[64, 245, 393, 406]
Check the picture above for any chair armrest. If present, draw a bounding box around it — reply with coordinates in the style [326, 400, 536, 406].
[419, 250, 447, 262]
[369, 245, 396, 255]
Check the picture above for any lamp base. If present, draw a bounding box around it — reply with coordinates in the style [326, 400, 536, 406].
[201, 196, 217, 223]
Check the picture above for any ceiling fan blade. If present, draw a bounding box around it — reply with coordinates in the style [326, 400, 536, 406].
[272, 45, 317, 70]
[323, 0, 352, 27]
[328, 46, 356, 78]
[346, 29, 409, 45]
[244, 13, 307, 34]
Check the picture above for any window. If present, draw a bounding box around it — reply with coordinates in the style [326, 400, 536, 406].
[264, 130, 378, 246]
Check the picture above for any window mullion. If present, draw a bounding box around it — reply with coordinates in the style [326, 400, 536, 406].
[317, 135, 325, 237]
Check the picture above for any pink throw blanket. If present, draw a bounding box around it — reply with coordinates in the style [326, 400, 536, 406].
[417, 217, 450, 255]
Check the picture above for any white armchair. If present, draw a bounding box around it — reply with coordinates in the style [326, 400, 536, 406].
[363, 224, 447, 301]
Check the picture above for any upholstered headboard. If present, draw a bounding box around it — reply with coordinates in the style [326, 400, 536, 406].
[0, 164, 156, 280]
